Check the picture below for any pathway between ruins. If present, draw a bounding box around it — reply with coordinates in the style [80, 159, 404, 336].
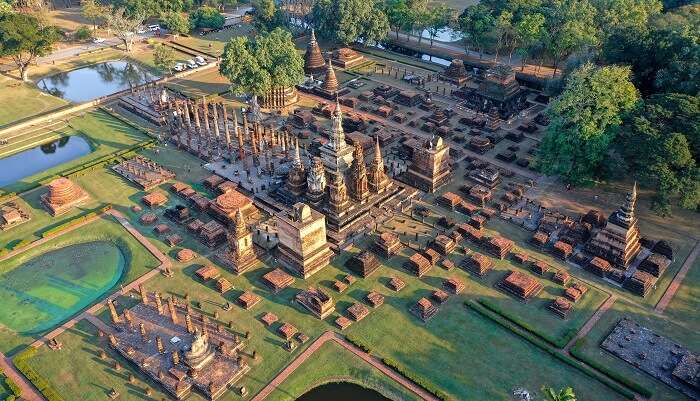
[564, 294, 617, 352]
[655, 240, 700, 313]
[0, 352, 44, 401]
[250, 331, 440, 401]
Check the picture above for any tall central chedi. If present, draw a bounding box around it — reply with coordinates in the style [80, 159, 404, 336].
[349, 142, 369, 202]
[217, 208, 258, 274]
[586, 183, 642, 269]
[320, 99, 354, 176]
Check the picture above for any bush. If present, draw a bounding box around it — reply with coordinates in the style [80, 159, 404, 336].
[74, 26, 92, 41]
[345, 334, 372, 354]
[381, 357, 455, 401]
[190, 6, 225, 30]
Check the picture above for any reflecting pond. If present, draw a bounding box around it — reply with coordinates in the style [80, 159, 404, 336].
[0, 135, 92, 187]
[37, 60, 158, 103]
[0, 241, 126, 334]
[296, 382, 392, 401]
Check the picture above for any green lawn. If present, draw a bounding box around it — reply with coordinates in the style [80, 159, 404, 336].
[0, 75, 68, 128]
[0, 217, 159, 355]
[265, 341, 421, 401]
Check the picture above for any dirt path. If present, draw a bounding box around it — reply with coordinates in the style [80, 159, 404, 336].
[564, 294, 617, 352]
[655, 240, 700, 313]
[0, 352, 44, 401]
[251, 331, 440, 401]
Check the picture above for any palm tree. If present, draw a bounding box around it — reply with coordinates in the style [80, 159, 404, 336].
[542, 386, 576, 401]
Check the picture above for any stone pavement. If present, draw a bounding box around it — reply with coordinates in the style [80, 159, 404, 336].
[251, 331, 440, 401]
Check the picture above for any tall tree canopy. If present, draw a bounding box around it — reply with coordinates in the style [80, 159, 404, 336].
[617, 93, 700, 214]
[458, 4, 496, 58]
[0, 12, 60, 81]
[190, 6, 225, 30]
[219, 28, 304, 97]
[537, 63, 639, 184]
[312, 0, 389, 45]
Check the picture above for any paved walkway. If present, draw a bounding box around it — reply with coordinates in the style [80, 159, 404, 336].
[0, 352, 44, 401]
[251, 331, 440, 401]
[655, 240, 700, 313]
[29, 209, 169, 348]
[564, 294, 617, 352]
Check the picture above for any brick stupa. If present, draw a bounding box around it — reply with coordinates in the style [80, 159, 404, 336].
[41, 177, 90, 216]
[304, 29, 325, 75]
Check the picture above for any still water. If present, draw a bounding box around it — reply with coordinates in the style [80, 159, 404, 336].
[0, 135, 91, 187]
[37, 60, 158, 103]
[296, 382, 392, 401]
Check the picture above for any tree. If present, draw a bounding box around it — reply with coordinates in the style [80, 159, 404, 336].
[618, 93, 700, 214]
[219, 27, 304, 97]
[514, 12, 545, 68]
[160, 11, 190, 35]
[312, 0, 388, 45]
[104, 7, 145, 52]
[458, 4, 495, 59]
[385, 0, 412, 40]
[75, 25, 93, 41]
[543, 386, 577, 401]
[153, 43, 176, 73]
[537, 63, 639, 185]
[426, 5, 453, 47]
[0, 1, 12, 16]
[190, 6, 225, 30]
[543, 0, 599, 76]
[592, 0, 661, 38]
[252, 0, 279, 31]
[81, 0, 108, 30]
[493, 10, 514, 61]
[0, 13, 60, 81]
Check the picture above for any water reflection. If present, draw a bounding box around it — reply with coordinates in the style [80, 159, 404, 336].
[0, 135, 92, 187]
[296, 382, 392, 401]
[37, 60, 158, 103]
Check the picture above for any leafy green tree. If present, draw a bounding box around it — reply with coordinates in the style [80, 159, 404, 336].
[592, 0, 661, 37]
[312, 0, 388, 45]
[219, 27, 304, 97]
[618, 93, 700, 214]
[543, 386, 577, 401]
[542, 0, 600, 76]
[514, 12, 545, 68]
[154, 43, 177, 73]
[160, 11, 190, 35]
[537, 63, 639, 185]
[385, 0, 412, 40]
[0, 1, 12, 16]
[251, 0, 281, 31]
[458, 4, 495, 59]
[493, 10, 514, 61]
[190, 6, 225, 30]
[75, 25, 93, 41]
[0, 13, 60, 81]
[426, 5, 453, 47]
[81, 0, 108, 30]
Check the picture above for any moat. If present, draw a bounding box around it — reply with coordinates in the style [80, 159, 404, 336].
[295, 382, 392, 401]
[37, 60, 158, 103]
[0, 135, 92, 187]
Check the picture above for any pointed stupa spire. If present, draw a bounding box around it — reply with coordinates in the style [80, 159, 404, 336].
[368, 135, 390, 193]
[373, 135, 382, 164]
[304, 29, 325, 74]
[292, 138, 303, 169]
[321, 58, 338, 93]
[234, 208, 247, 235]
[329, 97, 345, 151]
[615, 182, 638, 226]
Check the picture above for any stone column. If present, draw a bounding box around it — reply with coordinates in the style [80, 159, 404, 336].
[139, 284, 149, 306]
[108, 300, 121, 324]
[223, 104, 232, 157]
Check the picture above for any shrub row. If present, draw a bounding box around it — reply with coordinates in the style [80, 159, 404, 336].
[466, 301, 638, 400]
[13, 348, 65, 401]
[569, 338, 653, 398]
[477, 298, 570, 348]
[41, 212, 97, 238]
[0, 368, 22, 400]
[344, 335, 454, 401]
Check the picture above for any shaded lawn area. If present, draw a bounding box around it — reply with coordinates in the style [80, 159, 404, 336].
[664, 254, 700, 331]
[172, 24, 254, 56]
[570, 298, 697, 401]
[0, 75, 68, 127]
[264, 341, 421, 401]
[0, 216, 158, 355]
[166, 68, 232, 98]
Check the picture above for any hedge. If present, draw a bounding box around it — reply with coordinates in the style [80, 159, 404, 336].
[13, 347, 65, 401]
[0, 368, 22, 399]
[569, 338, 653, 398]
[344, 335, 454, 401]
[478, 298, 572, 348]
[466, 301, 637, 400]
